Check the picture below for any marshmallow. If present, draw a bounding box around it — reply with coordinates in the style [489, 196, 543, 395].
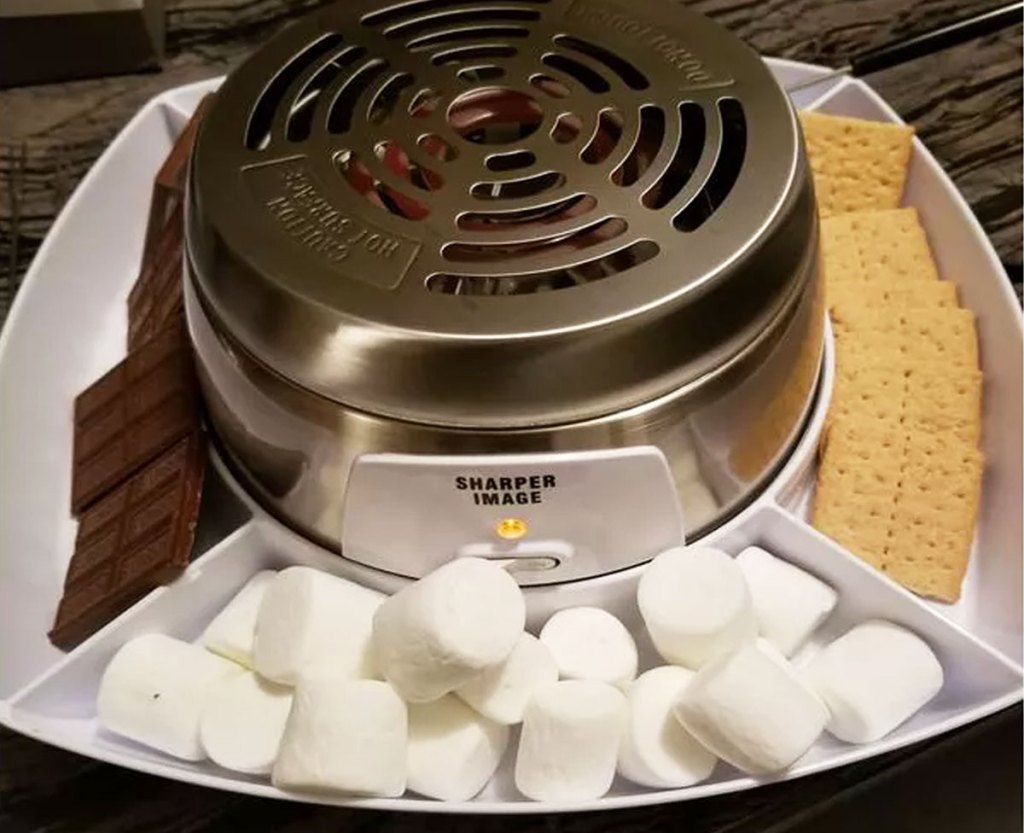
[372, 558, 525, 702]
[456, 632, 558, 725]
[539, 607, 637, 688]
[736, 547, 837, 657]
[273, 678, 407, 796]
[637, 546, 756, 668]
[407, 695, 510, 802]
[201, 570, 276, 668]
[673, 641, 828, 774]
[804, 620, 943, 743]
[199, 671, 292, 774]
[617, 666, 717, 788]
[254, 566, 385, 686]
[97, 634, 241, 761]
[515, 680, 627, 802]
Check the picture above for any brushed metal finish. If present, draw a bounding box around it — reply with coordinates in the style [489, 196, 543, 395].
[187, 0, 816, 428]
[184, 0, 825, 560]
[184, 263, 824, 560]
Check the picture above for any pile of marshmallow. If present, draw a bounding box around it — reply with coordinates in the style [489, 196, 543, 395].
[96, 544, 944, 803]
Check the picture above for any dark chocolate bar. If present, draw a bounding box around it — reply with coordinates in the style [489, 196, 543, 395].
[71, 318, 198, 513]
[50, 433, 205, 650]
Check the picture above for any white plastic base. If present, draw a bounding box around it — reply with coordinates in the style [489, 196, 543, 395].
[0, 59, 1020, 813]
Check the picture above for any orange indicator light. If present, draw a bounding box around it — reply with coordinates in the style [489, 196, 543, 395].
[496, 518, 528, 540]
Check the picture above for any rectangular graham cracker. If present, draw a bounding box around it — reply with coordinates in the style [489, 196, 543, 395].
[813, 419, 903, 568]
[902, 366, 982, 441]
[834, 314, 979, 378]
[831, 307, 979, 369]
[826, 279, 958, 314]
[799, 112, 914, 217]
[828, 364, 907, 425]
[817, 347, 983, 599]
[820, 208, 940, 292]
[828, 360, 982, 444]
[882, 438, 984, 602]
[813, 416, 984, 602]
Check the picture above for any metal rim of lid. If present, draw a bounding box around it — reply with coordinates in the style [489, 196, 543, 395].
[187, 0, 816, 429]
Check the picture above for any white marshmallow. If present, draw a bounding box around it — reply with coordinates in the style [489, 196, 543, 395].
[372, 558, 525, 703]
[273, 678, 407, 797]
[673, 641, 828, 774]
[515, 680, 627, 802]
[201, 570, 276, 668]
[97, 634, 241, 761]
[199, 671, 292, 774]
[539, 607, 637, 688]
[804, 620, 943, 744]
[617, 666, 717, 788]
[736, 546, 837, 657]
[637, 546, 756, 668]
[407, 695, 510, 802]
[254, 566, 385, 686]
[456, 632, 558, 725]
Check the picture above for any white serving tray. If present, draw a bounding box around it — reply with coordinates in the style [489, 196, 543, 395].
[0, 59, 1020, 814]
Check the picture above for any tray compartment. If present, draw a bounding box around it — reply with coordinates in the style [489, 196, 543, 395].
[5, 504, 1019, 811]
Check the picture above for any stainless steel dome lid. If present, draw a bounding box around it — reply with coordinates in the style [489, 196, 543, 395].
[187, 0, 817, 429]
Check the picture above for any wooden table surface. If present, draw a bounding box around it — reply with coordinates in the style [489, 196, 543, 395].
[0, 1, 1021, 830]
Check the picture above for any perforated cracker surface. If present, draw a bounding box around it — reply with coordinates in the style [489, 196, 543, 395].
[800, 112, 914, 217]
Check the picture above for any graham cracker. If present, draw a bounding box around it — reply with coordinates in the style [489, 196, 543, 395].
[902, 367, 982, 441]
[820, 208, 939, 290]
[813, 415, 983, 602]
[800, 112, 914, 217]
[831, 307, 979, 369]
[826, 279, 958, 313]
[813, 419, 902, 567]
[828, 364, 906, 425]
[882, 437, 984, 601]
[828, 360, 982, 444]
[807, 131, 983, 602]
[827, 303, 978, 442]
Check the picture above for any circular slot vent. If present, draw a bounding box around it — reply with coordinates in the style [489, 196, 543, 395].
[190, 0, 812, 426]
[206, 0, 798, 300]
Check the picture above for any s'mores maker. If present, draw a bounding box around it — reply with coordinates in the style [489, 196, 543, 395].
[184, 0, 824, 583]
[3, 0, 1024, 815]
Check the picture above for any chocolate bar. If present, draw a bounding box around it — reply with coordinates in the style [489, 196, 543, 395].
[50, 433, 205, 650]
[71, 318, 198, 513]
[139, 95, 212, 269]
[54, 99, 213, 649]
[157, 95, 213, 195]
[127, 207, 184, 350]
[129, 96, 213, 350]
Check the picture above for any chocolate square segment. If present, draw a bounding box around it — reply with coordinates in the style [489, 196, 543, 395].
[71, 319, 198, 513]
[127, 208, 184, 351]
[129, 94, 213, 351]
[50, 434, 205, 650]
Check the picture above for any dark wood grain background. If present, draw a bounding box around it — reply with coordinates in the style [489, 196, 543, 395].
[0, 1, 1021, 830]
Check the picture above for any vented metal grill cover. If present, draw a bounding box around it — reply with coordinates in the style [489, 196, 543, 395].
[187, 0, 816, 428]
